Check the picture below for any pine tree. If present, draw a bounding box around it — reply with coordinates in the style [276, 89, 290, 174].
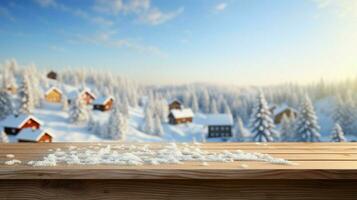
[222, 100, 231, 114]
[120, 97, 130, 117]
[249, 92, 276, 142]
[17, 74, 34, 114]
[201, 89, 210, 113]
[191, 93, 199, 113]
[154, 115, 164, 137]
[210, 99, 218, 114]
[0, 90, 13, 120]
[331, 123, 346, 142]
[68, 96, 89, 124]
[234, 117, 250, 141]
[107, 105, 128, 140]
[0, 131, 9, 143]
[295, 95, 321, 142]
[280, 114, 296, 142]
[143, 107, 154, 135]
[333, 95, 356, 135]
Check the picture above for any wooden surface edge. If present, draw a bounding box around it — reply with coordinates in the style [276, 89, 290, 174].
[1, 168, 357, 179]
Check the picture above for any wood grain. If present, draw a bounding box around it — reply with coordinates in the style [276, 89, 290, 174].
[1, 143, 357, 179]
[1, 180, 357, 200]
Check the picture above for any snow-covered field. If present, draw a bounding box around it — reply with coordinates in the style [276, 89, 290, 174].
[22, 102, 208, 143]
[1, 61, 357, 143]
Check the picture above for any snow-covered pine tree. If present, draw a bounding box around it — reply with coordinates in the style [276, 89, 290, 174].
[0, 90, 13, 120]
[120, 97, 130, 117]
[154, 115, 164, 137]
[210, 99, 218, 114]
[333, 95, 356, 135]
[2, 59, 17, 91]
[26, 66, 41, 107]
[249, 92, 276, 142]
[107, 105, 128, 140]
[331, 123, 346, 142]
[68, 96, 89, 124]
[280, 114, 296, 142]
[201, 89, 210, 113]
[222, 100, 231, 114]
[143, 107, 154, 135]
[0, 131, 9, 143]
[17, 74, 34, 114]
[234, 117, 250, 141]
[191, 93, 199, 113]
[295, 95, 321, 142]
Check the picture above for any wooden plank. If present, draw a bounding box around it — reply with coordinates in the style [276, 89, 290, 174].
[2, 161, 357, 179]
[2, 152, 357, 161]
[1, 179, 357, 200]
[1, 143, 357, 179]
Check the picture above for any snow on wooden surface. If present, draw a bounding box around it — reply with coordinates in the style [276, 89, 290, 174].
[1, 143, 357, 179]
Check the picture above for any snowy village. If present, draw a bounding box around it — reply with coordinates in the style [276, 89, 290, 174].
[0, 58, 355, 144]
[2, 1, 357, 199]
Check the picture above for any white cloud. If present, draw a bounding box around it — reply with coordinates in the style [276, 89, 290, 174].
[139, 7, 184, 25]
[93, 0, 150, 15]
[215, 3, 227, 12]
[0, 6, 15, 21]
[93, 0, 183, 25]
[33, 0, 113, 26]
[314, 0, 357, 18]
[72, 31, 165, 56]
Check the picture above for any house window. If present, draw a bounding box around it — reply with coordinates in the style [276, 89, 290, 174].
[27, 121, 31, 124]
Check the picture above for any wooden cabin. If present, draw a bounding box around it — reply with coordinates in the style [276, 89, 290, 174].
[93, 96, 114, 112]
[47, 71, 58, 80]
[0, 115, 42, 135]
[44, 87, 62, 103]
[205, 114, 233, 138]
[168, 108, 194, 125]
[67, 89, 96, 105]
[17, 129, 53, 143]
[273, 107, 298, 124]
[169, 100, 182, 110]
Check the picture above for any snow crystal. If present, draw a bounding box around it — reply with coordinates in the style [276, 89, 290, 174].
[5, 159, 21, 165]
[27, 143, 292, 167]
[6, 154, 15, 158]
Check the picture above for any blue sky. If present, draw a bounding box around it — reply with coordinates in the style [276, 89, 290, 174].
[0, 0, 356, 85]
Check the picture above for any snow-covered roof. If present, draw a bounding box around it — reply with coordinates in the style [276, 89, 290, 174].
[169, 99, 182, 104]
[45, 86, 62, 95]
[93, 96, 114, 105]
[80, 88, 96, 99]
[273, 104, 297, 116]
[0, 115, 42, 128]
[197, 114, 233, 126]
[67, 88, 96, 100]
[170, 108, 194, 119]
[16, 128, 53, 142]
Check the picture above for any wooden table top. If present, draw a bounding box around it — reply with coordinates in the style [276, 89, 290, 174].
[1, 142, 357, 179]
